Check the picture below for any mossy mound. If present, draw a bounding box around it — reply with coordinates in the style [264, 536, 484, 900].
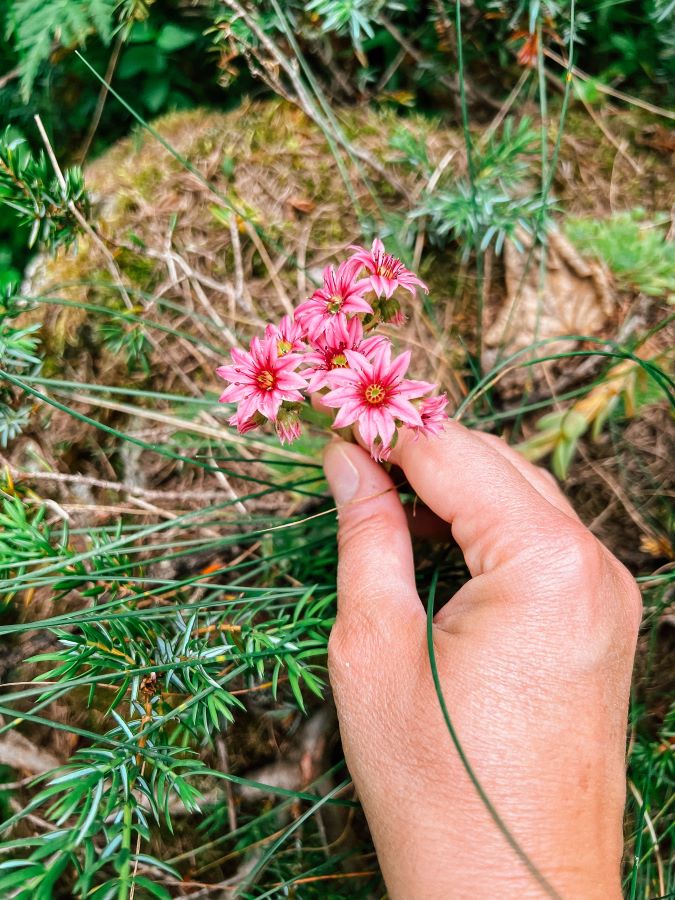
[28, 101, 461, 369]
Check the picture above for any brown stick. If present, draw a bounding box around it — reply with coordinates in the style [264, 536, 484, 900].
[77, 32, 125, 165]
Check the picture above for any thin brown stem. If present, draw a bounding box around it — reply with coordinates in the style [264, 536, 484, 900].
[77, 32, 124, 165]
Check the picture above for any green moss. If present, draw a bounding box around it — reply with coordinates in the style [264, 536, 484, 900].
[114, 247, 159, 289]
[130, 165, 165, 200]
[565, 209, 675, 300]
[112, 193, 140, 218]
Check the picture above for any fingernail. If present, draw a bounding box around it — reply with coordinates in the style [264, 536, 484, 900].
[324, 441, 360, 504]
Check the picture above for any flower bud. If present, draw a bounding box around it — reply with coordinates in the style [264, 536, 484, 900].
[275, 404, 302, 445]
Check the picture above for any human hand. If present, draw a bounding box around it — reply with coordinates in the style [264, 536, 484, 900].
[323, 423, 641, 899]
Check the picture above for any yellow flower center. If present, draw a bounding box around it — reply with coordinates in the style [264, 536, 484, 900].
[365, 383, 386, 405]
[257, 370, 275, 391]
[326, 295, 343, 314]
[330, 352, 348, 368]
[277, 339, 292, 356]
[376, 254, 404, 280]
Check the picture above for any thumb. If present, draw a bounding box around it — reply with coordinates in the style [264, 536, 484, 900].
[323, 440, 422, 635]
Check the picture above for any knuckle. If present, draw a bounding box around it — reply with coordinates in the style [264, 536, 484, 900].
[552, 522, 606, 585]
[521, 522, 606, 613]
[610, 557, 643, 635]
[543, 523, 642, 646]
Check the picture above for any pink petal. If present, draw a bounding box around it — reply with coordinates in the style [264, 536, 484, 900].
[358, 410, 378, 449]
[230, 347, 250, 366]
[373, 407, 396, 447]
[387, 349, 411, 384]
[359, 335, 387, 357]
[369, 341, 392, 379]
[398, 379, 435, 400]
[237, 394, 261, 423]
[276, 371, 308, 391]
[261, 393, 282, 420]
[322, 386, 357, 407]
[370, 275, 387, 297]
[388, 396, 423, 427]
[219, 383, 249, 403]
[306, 371, 329, 392]
[332, 400, 362, 429]
[216, 365, 241, 383]
[344, 349, 373, 376]
[382, 278, 396, 299]
[325, 371, 358, 389]
[343, 296, 374, 315]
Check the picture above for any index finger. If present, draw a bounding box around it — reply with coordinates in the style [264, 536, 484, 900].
[388, 422, 580, 577]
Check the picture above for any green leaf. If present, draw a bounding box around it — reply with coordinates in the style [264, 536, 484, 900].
[156, 23, 199, 52]
[132, 875, 172, 898]
[0, 865, 45, 890]
[118, 45, 167, 79]
[552, 438, 577, 479]
[128, 21, 157, 43]
[561, 410, 588, 441]
[142, 76, 170, 114]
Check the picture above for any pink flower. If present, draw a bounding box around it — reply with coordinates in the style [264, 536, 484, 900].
[322, 342, 435, 459]
[227, 412, 262, 434]
[348, 238, 428, 299]
[216, 336, 307, 432]
[378, 296, 406, 326]
[302, 317, 385, 392]
[265, 315, 306, 356]
[385, 307, 406, 326]
[295, 261, 373, 340]
[275, 406, 302, 445]
[414, 394, 449, 438]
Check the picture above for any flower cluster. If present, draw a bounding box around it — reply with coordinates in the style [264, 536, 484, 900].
[216, 239, 448, 460]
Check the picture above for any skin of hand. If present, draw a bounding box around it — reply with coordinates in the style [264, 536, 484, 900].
[323, 423, 641, 900]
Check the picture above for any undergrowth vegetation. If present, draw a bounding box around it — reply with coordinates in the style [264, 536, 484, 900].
[0, 1, 673, 898]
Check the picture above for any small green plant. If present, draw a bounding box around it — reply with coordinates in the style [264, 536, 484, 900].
[518, 344, 672, 478]
[388, 126, 432, 173]
[0, 285, 41, 447]
[305, 0, 380, 46]
[100, 319, 153, 374]
[565, 210, 675, 301]
[0, 129, 88, 250]
[0, 740, 202, 898]
[415, 118, 554, 256]
[625, 698, 675, 898]
[630, 701, 675, 802]
[0, 130, 87, 447]
[0, 481, 334, 895]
